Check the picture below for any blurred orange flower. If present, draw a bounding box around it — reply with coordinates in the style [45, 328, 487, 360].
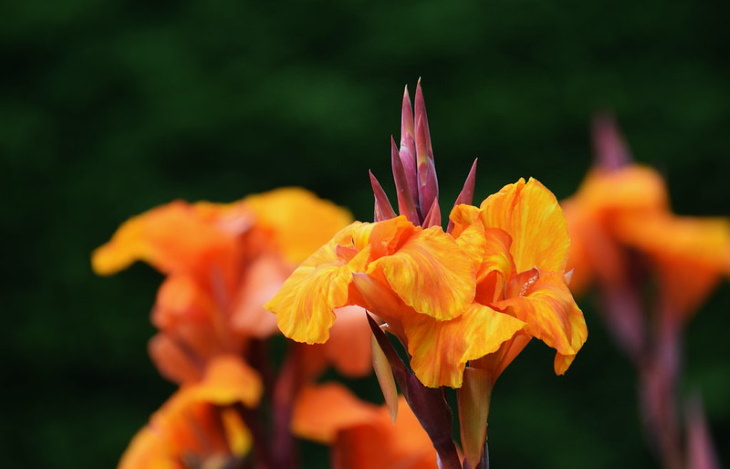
[92, 188, 363, 383]
[563, 164, 730, 320]
[561, 115, 730, 469]
[118, 355, 260, 469]
[267, 178, 587, 389]
[291, 383, 437, 469]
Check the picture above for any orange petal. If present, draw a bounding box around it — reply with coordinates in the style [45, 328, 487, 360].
[191, 354, 263, 408]
[291, 383, 379, 444]
[295, 384, 437, 469]
[118, 425, 176, 469]
[332, 396, 437, 469]
[92, 200, 238, 276]
[152, 275, 216, 329]
[268, 220, 379, 344]
[231, 254, 289, 338]
[120, 377, 253, 469]
[614, 213, 730, 319]
[243, 187, 353, 265]
[403, 303, 525, 388]
[370, 226, 476, 321]
[573, 165, 669, 214]
[350, 272, 411, 341]
[448, 203, 482, 239]
[148, 333, 203, 384]
[472, 332, 533, 381]
[479, 178, 570, 274]
[496, 272, 587, 374]
[451, 205, 514, 282]
[266, 228, 359, 343]
[450, 206, 516, 304]
[363, 215, 419, 258]
[561, 164, 672, 295]
[656, 257, 725, 322]
[150, 274, 235, 372]
[269, 262, 352, 343]
[615, 213, 730, 274]
[562, 198, 598, 294]
[220, 406, 251, 457]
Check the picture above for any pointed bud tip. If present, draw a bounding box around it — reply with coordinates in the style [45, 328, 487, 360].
[592, 112, 631, 170]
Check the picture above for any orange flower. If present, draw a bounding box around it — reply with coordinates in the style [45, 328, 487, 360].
[291, 383, 437, 469]
[563, 163, 730, 320]
[268, 82, 587, 468]
[92, 188, 362, 383]
[561, 114, 730, 469]
[267, 178, 587, 389]
[118, 355, 260, 469]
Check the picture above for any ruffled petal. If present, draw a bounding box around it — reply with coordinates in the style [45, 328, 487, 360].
[119, 358, 256, 469]
[614, 213, 730, 274]
[118, 425, 177, 469]
[293, 384, 437, 469]
[403, 303, 525, 388]
[333, 397, 437, 469]
[151, 277, 226, 376]
[573, 165, 669, 214]
[291, 383, 379, 444]
[614, 213, 730, 319]
[92, 200, 238, 276]
[479, 178, 570, 274]
[190, 354, 263, 408]
[496, 272, 587, 374]
[266, 223, 371, 344]
[447, 203, 482, 238]
[370, 226, 476, 321]
[450, 205, 516, 305]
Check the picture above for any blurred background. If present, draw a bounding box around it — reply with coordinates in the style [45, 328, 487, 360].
[2, 0, 728, 467]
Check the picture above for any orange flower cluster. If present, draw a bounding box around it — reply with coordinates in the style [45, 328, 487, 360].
[93, 188, 369, 467]
[561, 116, 729, 469]
[117, 356, 258, 468]
[565, 163, 730, 321]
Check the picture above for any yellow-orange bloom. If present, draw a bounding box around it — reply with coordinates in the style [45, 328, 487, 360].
[291, 383, 437, 469]
[91, 188, 370, 382]
[118, 355, 260, 469]
[563, 164, 730, 319]
[267, 178, 587, 388]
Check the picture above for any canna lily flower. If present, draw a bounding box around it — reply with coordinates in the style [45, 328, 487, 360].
[118, 355, 260, 469]
[92, 188, 371, 383]
[266, 81, 587, 468]
[564, 164, 730, 322]
[562, 116, 730, 469]
[266, 85, 586, 390]
[562, 117, 730, 368]
[291, 383, 437, 469]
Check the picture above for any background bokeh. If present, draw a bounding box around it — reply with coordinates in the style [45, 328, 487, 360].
[2, 0, 728, 467]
